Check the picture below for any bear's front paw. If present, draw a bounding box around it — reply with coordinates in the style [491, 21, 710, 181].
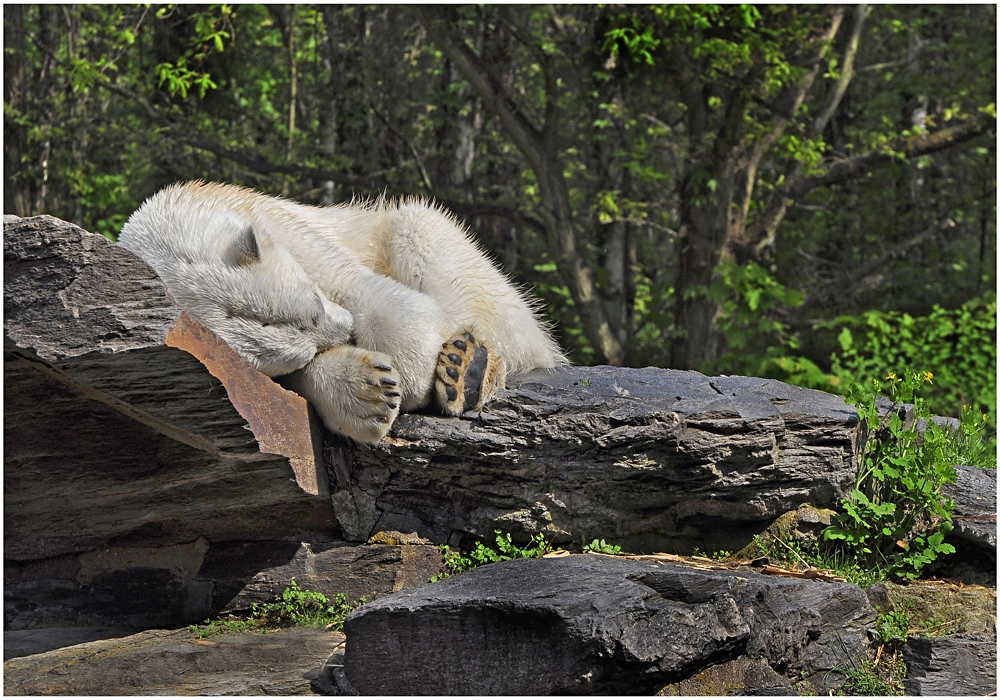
[348, 351, 402, 440]
[289, 346, 401, 444]
[434, 331, 505, 416]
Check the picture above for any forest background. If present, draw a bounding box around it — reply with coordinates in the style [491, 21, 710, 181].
[4, 4, 996, 431]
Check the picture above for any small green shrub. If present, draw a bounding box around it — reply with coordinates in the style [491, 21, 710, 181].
[432, 531, 550, 581]
[825, 295, 996, 430]
[188, 581, 361, 638]
[582, 538, 622, 555]
[838, 660, 905, 696]
[251, 580, 359, 630]
[824, 370, 957, 580]
[876, 610, 911, 644]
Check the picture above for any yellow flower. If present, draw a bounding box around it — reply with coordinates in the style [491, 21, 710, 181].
[885, 372, 896, 380]
[923, 371, 933, 384]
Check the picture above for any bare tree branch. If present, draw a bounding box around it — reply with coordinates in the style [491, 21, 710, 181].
[793, 218, 958, 317]
[790, 114, 996, 196]
[811, 5, 870, 138]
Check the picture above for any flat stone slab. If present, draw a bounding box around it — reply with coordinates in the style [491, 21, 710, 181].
[3, 626, 144, 661]
[341, 554, 875, 695]
[3, 626, 343, 696]
[944, 464, 997, 551]
[330, 367, 860, 553]
[903, 635, 997, 696]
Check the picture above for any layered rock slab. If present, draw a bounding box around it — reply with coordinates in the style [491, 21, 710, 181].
[330, 366, 860, 553]
[3, 626, 343, 695]
[903, 636, 997, 696]
[341, 555, 875, 695]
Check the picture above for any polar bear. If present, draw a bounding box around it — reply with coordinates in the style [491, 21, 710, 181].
[119, 181, 565, 443]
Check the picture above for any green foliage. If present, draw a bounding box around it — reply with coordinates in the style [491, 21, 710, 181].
[837, 658, 906, 697]
[748, 533, 887, 588]
[825, 295, 997, 428]
[937, 405, 996, 470]
[705, 260, 808, 375]
[188, 581, 361, 638]
[582, 538, 622, 555]
[432, 531, 550, 582]
[823, 370, 958, 580]
[252, 580, 358, 629]
[876, 610, 911, 644]
[154, 4, 232, 99]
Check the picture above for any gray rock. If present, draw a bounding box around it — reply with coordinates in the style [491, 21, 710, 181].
[944, 464, 996, 551]
[342, 555, 875, 695]
[903, 636, 997, 696]
[3, 626, 144, 661]
[864, 582, 896, 614]
[2, 626, 343, 695]
[329, 368, 860, 553]
[656, 655, 796, 695]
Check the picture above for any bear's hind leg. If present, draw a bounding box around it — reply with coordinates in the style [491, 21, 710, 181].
[281, 345, 401, 443]
[434, 331, 505, 416]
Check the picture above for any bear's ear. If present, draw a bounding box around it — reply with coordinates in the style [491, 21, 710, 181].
[230, 223, 261, 266]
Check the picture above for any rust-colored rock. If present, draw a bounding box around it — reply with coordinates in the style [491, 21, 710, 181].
[165, 310, 325, 496]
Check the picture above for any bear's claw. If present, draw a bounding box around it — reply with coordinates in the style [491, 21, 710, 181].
[434, 331, 504, 416]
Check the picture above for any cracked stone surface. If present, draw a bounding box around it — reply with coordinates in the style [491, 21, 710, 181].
[341, 555, 875, 695]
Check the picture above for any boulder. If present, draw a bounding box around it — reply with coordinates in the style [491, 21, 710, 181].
[903, 636, 997, 696]
[328, 366, 860, 553]
[944, 464, 996, 551]
[340, 555, 876, 695]
[2, 626, 343, 695]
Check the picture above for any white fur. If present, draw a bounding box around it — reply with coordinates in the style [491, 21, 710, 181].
[119, 181, 566, 442]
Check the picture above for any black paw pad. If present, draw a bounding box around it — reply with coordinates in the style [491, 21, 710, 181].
[463, 344, 489, 410]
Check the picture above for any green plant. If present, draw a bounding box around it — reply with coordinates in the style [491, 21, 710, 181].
[432, 531, 550, 582]
[250, 580, 359, 630]
[838, 660, 905, 696]
[582, 538, 622, 555]
[824, 370, 958, 580]
[189, 581, 362, 637]
[825, 295, 997, 431]
[937, 404, 996, 469]
[876, 610, 911, 643]
[832, 625, 908, 697]
[750, 533, 888, 587]
[691, 546, 732, 561]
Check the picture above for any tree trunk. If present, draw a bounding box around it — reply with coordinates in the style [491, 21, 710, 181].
[670, 165, 736, 370]
[410, 6, 625, 366]
[669, 8, 849, 370]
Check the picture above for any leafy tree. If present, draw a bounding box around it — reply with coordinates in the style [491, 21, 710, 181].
[3, 5, 994, 416]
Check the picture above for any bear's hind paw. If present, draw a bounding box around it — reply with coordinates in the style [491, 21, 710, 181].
[434, 332, 504, 416]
